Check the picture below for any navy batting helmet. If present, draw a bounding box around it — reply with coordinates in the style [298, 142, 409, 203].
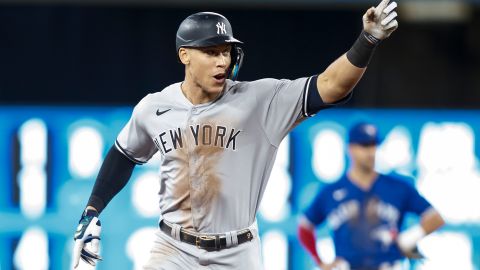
[176, 12, 244, 80]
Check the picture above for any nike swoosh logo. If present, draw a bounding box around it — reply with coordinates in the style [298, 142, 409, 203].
[156, 109, 171, 116]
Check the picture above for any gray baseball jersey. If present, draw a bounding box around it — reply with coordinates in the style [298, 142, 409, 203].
[116, 77, 315, 233]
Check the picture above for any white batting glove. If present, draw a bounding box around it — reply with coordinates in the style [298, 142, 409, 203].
[72, 209, 102, 269]
[363, 0, 399, 41]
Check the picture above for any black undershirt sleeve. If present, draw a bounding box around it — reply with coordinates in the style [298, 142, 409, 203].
[87, 145, 136, 214]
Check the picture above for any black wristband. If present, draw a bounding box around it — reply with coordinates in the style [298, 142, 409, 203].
[346, 31, 381, 68]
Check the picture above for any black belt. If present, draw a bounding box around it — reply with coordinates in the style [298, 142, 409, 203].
[159, 220, 254, 251]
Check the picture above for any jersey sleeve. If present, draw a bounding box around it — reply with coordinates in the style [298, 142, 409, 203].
[404, 182, 432, 215]
[252, 77, 311, 146]
[252, 76, 349, 146]
[115, 95, 158, 164]
[304, 187, 329, 226]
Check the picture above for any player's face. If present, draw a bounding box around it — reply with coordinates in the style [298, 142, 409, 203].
[185, 44, 232, 96]
[349, 143, 377, 172]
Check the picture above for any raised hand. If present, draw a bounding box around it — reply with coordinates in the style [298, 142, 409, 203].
[363, 0, 399, 41]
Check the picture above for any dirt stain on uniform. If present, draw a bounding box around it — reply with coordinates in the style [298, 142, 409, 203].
[190, 121, 224, 213]
[167, 120, 226, 229]
[192, 146, 222, 205]
[169, 137, 193, 229]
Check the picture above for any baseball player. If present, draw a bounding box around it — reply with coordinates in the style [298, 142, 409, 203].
[72, 1, 399, 269]
[297, 122, 445, 270]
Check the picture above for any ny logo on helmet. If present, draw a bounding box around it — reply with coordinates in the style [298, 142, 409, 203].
[216, 22, 227, 35]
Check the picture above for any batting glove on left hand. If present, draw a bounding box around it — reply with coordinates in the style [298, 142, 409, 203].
[363, 0, 399, 41]
[73, 209, 102, 269]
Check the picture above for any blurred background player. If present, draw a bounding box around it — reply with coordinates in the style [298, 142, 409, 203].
[297, 122, 445, 270]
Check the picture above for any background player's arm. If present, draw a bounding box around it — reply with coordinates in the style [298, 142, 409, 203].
[397, 207, 445, 257]
[298, 216, 348, 270]
[298, 215, 322, 265]
[420, 208, 445, 234]
[397, 178, 446, 258]
[316, 0, 398, 103]
[298, 185, 330, 267]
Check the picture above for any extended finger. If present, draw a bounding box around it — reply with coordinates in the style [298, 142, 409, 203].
[383, 1, 397, 14]
[384, 19, 398, 30]
[381, 11, 397, 25]
[375, 0, 391, 18]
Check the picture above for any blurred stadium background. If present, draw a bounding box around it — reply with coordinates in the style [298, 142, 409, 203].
[0, 0, 479, 269]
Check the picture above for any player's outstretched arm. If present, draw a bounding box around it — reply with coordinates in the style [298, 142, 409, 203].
[72, 145, 136, 268]
[316, 0, 398, 104]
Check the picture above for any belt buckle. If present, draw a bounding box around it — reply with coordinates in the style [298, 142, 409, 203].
[195, 235, 214, 249]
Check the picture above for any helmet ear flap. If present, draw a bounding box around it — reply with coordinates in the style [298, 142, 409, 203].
[228, 46, 244, 81]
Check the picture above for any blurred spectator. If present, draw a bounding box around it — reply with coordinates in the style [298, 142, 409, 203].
[298, 122, 445, 270]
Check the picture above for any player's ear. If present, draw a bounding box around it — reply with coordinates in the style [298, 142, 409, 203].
[179, 48, 190, 65]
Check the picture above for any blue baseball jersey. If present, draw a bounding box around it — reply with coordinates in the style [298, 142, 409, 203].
[304, 174, 431, 268]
